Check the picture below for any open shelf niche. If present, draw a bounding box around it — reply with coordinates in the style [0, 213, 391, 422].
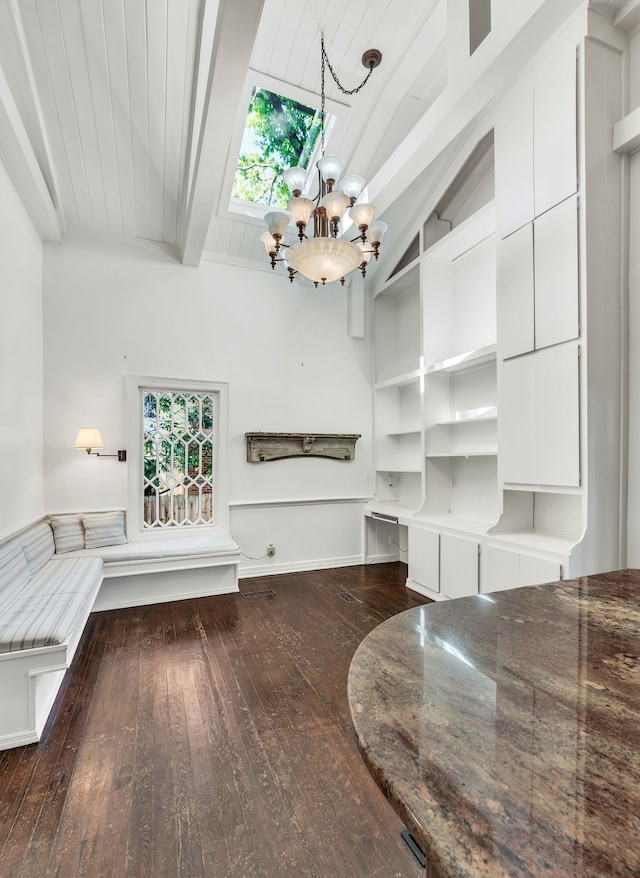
[488, 488, 584, 555]
[374, 262, 421, 385]
[418, 198, 498, 533]
[371, 258, 424, 517]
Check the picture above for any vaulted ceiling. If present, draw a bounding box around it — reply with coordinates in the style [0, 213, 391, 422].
[0, 0, 633, 286]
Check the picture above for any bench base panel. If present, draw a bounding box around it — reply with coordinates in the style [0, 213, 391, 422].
[0, 659, 67, 751]
[92, 563, 239, 611]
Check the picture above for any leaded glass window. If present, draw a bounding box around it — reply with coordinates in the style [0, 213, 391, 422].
[142, 390, 215, 528]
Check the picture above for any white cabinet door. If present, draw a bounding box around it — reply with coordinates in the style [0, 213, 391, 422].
[533, 45, 577, 217]
[480, 545, 520, 592]
[440, 534, 478, 599]
[534, 195, 579, 350]
[498, 223, 534, 359]
[499, 354, 536, 484]
[534, 341, 580, 487]
[408, 527, 440, 593]
[481, 546, 563, 593]
[500, 341, 580, 487]
[519, 554, 562, 587]
[494, 78, 534, 238]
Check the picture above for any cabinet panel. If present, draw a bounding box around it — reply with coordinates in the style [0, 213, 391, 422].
[500, 342, 579, 487]
[481, 546, 563, 593]
[534, 195, 579, 350]
[440, 534, 478, 599]
[498, 223, 534, 359]
[519, 555, 562, 587]
[494, 79, 534, 238]
[480, 545, 520, 593]
[533, 46, 577, 216]
[499, 355, 536, 484]
[408, 527, 440, 593]
[534, 342, 580, 487]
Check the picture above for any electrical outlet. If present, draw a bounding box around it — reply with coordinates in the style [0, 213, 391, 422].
[266, 543, 275, 557]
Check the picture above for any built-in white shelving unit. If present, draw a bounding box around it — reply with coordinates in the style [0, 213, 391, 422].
[365, 10, 624, 602]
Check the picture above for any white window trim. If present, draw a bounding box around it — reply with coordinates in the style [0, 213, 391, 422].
[126, 375, 230, 539]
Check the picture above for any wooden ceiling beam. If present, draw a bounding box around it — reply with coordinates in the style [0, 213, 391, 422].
[180, 0, 264, 267]
[0, 58, 61, 242]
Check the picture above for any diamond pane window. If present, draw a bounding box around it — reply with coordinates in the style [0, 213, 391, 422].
[142, 390, 215, 528]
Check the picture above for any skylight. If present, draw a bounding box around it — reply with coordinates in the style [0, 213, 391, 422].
[231, 87, 322, 209]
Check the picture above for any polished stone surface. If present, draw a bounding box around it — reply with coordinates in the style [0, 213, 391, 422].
[347, 570, 640, 877]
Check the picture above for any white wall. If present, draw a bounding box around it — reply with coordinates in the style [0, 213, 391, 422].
[42, 235, 374, 575]
[0, 157, 44, 538]
[627, 29, 640, 566]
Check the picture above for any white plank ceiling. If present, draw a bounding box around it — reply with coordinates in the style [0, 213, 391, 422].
[0, 0, 631, 279]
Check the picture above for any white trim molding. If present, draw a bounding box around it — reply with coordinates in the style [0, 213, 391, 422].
[230, 496, 372, 510]
[238, 555, 363, 579]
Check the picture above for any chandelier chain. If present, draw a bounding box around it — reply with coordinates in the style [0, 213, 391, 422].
[320, 32, 375, 156]
[321, 34, 375, 97]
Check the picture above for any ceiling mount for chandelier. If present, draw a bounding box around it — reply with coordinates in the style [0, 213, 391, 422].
[261, 34, 387, 287]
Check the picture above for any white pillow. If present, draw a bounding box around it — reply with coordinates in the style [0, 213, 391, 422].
[82, 511, 127, 549]
[49, 513, 85, 554]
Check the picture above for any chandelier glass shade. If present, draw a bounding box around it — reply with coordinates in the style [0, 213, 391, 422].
[287, 237, 364, 285]
[261, 35, 386, 287]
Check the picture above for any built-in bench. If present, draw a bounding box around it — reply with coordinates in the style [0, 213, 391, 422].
[0, 513, 240, 749]
[68, 526, 241, 612]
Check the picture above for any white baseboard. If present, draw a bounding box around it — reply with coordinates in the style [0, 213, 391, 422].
[405, 578, 449, 601]
[364, 552, 401, 564]
[0, 728, 39, 750]
[238, 555, 363, 579]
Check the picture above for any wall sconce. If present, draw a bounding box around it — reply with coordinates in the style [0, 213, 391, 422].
[74, 428, 126, 462]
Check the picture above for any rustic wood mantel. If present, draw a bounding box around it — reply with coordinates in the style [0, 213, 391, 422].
[245, 432, 361, 462]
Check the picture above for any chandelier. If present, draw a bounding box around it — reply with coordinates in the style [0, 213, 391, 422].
[261, 35, 387, 287]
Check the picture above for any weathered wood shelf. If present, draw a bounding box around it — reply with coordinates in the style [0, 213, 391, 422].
[246, 432, 360, 462]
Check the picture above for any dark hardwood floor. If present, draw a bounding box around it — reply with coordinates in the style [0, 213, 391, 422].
[0, 563, 428, 878]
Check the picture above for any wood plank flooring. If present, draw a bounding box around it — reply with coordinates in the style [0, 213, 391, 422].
[0, 563, 428, 878]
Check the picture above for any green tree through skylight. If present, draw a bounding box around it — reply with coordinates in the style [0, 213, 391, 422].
[232, 88, 321, 208]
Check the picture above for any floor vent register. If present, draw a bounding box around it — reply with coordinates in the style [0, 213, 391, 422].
[241, 589, 276, 599]
[337, 591, 361, 604]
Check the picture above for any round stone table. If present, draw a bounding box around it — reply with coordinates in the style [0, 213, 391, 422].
[347, 571, 640, 877]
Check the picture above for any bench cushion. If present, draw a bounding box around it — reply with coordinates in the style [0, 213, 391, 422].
[19, 522, 55, 575]
[0, 557, 103, 654]
[59, 531, 239, 564]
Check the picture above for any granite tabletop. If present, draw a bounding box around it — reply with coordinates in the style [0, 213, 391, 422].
[347, 570, 640, 877]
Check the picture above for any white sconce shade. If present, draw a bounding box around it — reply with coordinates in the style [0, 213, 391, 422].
[74, 428, 104, 453]
[349, 202, 375, 229]
[321, 190, 350, 221]
[260, 231, 277, 254]
[287, 196, 315, 226]
[283, 166, 308, 194]
[264, 211, 289, 237]
[317, 154, 345, 183]
[368, 220, 388, 245]
[340, 174, 366, 200]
